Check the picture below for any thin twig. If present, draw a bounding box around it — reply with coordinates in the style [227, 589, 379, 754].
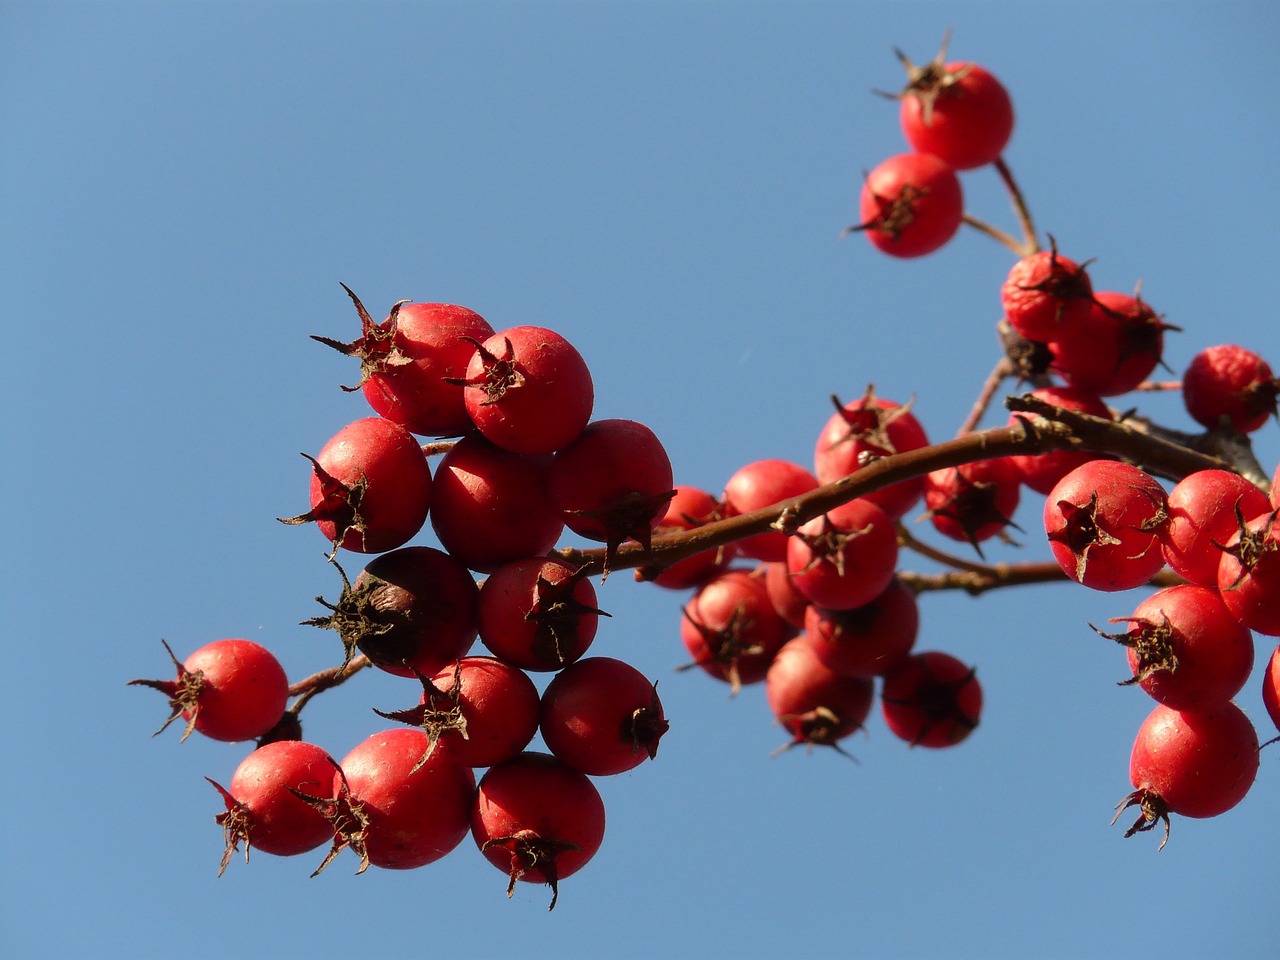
[993, 156, 1038, 254]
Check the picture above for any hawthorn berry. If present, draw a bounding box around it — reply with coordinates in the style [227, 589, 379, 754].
[1043, 459, 1168, 591]
[471, 752, 606, 910]
[428, 434, 564, 573]
[477, 557, 607, 672]
[1216, 508, 1280, 637]
[374, 656, 541, 769]
[304, 546, 480, 677]
[640, 485, 735, 590]
[539, 657, 668, 776]
[813, 386, 929, 519]
[130, 638, 288, 743]
[765, 635, 875, 756]
[1182, 344, 1279, 434]
[923, 456, 1023, 556]
[1001, 244, 1094, 343]
[206, 740, 340, 875]
[890, 33, 1015, 170]
[1048, 290, 1175, 397]
[880, 650, 982, 748]
[680, 568, 796, 693]
[312, 284, 494, 437]
[785, 497, 898, 611]
[1262, 645, 1280, 740]
[305, 728, 476, 874]
[803, 577, 918, 678]
[279, 416, 432, 555]
[1115, 701, 1259, 849]
[1094, 585, 1254, 711]
[850, 152, 964, 258]
[1160, 469, 1271, 587]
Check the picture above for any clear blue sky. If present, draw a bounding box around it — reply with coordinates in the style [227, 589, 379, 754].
[4, 3, 1278, 958]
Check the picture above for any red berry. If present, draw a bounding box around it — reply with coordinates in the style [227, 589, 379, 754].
[763, 559, 812, 630]
[206, 741, 340, 875]
[428, 434, 564, 573]
[1048, 290, 1174, 397]
[540, 657, 668, 776]
[550, 419, 675, 567]
[313, 285, 494, 437]
[477, 557, 606, 671]
[1262, 645, 1280, 738]
[1043, 460, 1168, 591]
[1216, 508, 1280, 636]
[1001, 246, 1094, 343]
[893, 36, 1014, 170]
[306, 728, 476, 874]
[852, 152, 963, 258]
[924, 456, 1022, 555]
[785, 497, 898, 611]
[471, 752, 606, 910]
[721, 459, 819, 562]
[452, 326, 594, 454]
[1115, 701, 1259, 848]
[680, 569, 796, 693]
[1008, 386, 1113, 495]
[1160, 469, 1271, 587]
[280, 416, 432, 555]
[803, 577, 918, 678]
[813, 387, 929, 519]
[1095, 585, 1254, 711]
[373, 656, 541, 769]
[130, 638, 288, 743]
[304, 546, 479, 677]
[880, 650, 982, 748]
[1182, 344, 1278, 433]
[765, 635, 874, 755]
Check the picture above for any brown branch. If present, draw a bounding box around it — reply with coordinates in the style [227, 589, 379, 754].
[994, 156, 1038, 255]
[897, 564, 1185, 597]
[287, 654, 371, 714]
[956, 354, 1015, 437]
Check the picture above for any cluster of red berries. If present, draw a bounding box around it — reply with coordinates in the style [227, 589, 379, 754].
[133, 32, 1280, 909]
[844, 35, 1280, 846]
[133, 288, 676, 909]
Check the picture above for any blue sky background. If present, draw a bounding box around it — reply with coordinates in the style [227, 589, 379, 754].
[4, 3, 1278, 958]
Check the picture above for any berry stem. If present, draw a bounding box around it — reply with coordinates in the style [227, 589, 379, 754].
[993, 156, 1039, 255]
[286, 654, 372, 714]
[960, 213, 1025, 255]
[956, 355, 1016, 437]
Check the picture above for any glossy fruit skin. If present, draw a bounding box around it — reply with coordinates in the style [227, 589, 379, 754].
[458, 326, 594, 455]
[1217, 510, 1280, 637]
[1262, 645, 1280, 736]
[813, 389, 929, 519]
[765, 636, 875, 750]
[1044, 460, 1168, 591]
[856, 152, 963, 258]
[131, 638, 289, 743]
[477, 557, 602, 671]
[1008, 386, 1113, 495]
[1108, 585, 1254, 711]
[471, 752, 606, 910]
[339, 729, 476, 871]
[316, 546, 479, 679]
[209, 741, 339, 871]
[764, 560, 811, 630]
[681, 569, 796, 691]
[539, 657, 668, 776]
[550, 419, 674, 549]
[379, 656, 541, 769]
[786, 497, 898, 611]
[1001, 248, 1094, 343]
[428, 434, 564, 573]
[1160, 469, 1271, 587]
[1182, 344, 1278, 434]
[722, 459, 818, 562]
[1048, 290, 1169, 397]
[1124, 702, 1258, 827]
[645, 485, 735, 590]
[924, 457, 1022, 552]
[899, 61, 1014, 170]
[803, 578, 918, 678]
[880, 650, 982, 748]
[291, 417, 432, 555]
